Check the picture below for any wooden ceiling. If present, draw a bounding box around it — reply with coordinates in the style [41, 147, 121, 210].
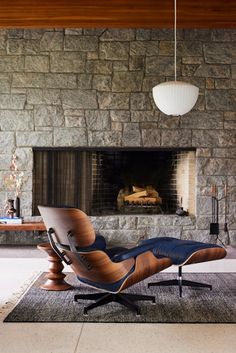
[0, 0, 235, 29]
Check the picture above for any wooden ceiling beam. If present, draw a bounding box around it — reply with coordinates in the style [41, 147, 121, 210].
[0, 0, 235, 29]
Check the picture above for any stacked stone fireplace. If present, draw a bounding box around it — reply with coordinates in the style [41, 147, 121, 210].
[32, 148, 196, 217]
[0, 28, 235, 246]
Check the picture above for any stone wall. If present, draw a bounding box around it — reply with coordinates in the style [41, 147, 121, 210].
[0, 28, 235, 245]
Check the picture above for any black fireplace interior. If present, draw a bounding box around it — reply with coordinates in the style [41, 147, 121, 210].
[33, 148, 195, 216]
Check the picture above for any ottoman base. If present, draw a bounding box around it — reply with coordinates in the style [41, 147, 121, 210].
[148, 266, 212, 297]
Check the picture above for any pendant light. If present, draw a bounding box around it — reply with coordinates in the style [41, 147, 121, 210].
[152, 0, 199, 116]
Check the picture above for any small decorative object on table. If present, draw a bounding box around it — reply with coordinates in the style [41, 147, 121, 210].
[6, 199, 16, 218]
[3, 153, 24, 218]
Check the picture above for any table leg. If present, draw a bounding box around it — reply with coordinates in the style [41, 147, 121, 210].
[37, 242, 72, 291]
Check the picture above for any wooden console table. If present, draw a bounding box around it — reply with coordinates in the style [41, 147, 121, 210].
[0, 222, 46, 232]
[0, 222, 72, 291]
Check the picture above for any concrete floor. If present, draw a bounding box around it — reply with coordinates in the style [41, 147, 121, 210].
[0, 246, 235, 353]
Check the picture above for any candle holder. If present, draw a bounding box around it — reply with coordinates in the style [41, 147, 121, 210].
[6, 199, 16, 218]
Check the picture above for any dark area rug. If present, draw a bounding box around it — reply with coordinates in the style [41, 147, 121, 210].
[4, 272, 236, 323]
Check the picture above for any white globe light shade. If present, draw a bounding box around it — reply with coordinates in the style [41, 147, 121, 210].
[152, 81, 199, 116]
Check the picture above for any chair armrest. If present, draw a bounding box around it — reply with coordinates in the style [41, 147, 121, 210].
[112, 242, 160, 262]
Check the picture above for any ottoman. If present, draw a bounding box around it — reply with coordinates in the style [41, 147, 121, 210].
[145, 237, 227, 297]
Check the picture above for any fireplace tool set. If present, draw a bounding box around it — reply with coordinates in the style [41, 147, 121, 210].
[210, 183, 229, 247]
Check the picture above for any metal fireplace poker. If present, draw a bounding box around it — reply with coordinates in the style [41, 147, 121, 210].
[210, 183, 229, 246]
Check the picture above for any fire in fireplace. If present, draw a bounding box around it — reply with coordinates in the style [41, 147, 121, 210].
[33, 148, 196, 216]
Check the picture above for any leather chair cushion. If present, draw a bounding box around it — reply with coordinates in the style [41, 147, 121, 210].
[150, 237, 223, 265]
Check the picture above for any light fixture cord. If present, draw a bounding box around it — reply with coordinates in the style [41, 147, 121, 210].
[174, 0, 177, 81]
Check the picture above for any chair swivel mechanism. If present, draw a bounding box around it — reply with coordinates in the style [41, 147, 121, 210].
[38, 206, 172, 316]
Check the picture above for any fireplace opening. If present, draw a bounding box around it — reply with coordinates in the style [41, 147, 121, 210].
[33, 148, 196, 216]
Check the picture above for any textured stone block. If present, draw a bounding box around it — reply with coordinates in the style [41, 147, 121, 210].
[159, 41, 173, 56]
[195, 64, 230, 78]
[65, 35, 98, 51]
[196, 148, 212, 158]
[181, 230, 212, 243]
[88, 131, 122, 147]
[129, 55, 145, 71]
[0, 73, 11, 93]
[86, 60, 112, 74]
[77, 74, 93, 90]
[90, 216, 119, 229]
[34, 105, 64, 127]
[197, 158, 228, 176]
[98, 92, 129, 110]
[100, 230, 145, 246]
[7, 39, 25, 55]
[113, 61, 129, 71]
[85, 110, 110, 130]
[92, 74, 111, 91]
[119, 216, 137, 230]
[27, 89, 60, 105]
[14, 147, 33, 171]
[212, 29, 233, 42]
[100, 29, 135, 41]
[183, 29, 212, 41]
[99, 42, 129, 60]
[158, 115, 180, 129]
[232, 65, 236, 79]
[142, 75, 163, 92]
[83, 29, 105, 36]
[0, 132, 15, 153]
[54, 128, 87, 146]
[161, 130, 192, 147]
[136, 29, 151, 41]
[0, 56, 24, 72]
[50, 52, 86, 73]
[142, 129, 161, 147]
[65, 116, 85, 128]
[146, 56, 180, 76]
[45, 73, 77, 89]
[173, 216, 195, 226]
[23, 29, 45, 40]
[110, 110, 130, 122]
[122, 123, 141, 146]
[131, 111, 155, 122]
[192, 130, 236, 148]
[151, 29, 175, 40]
[0, 94, 26, 109]
[25, 56, 49, 72]
[215, 79, 231, 89]
[206, 90, 236, 111]
[0, 110, 33, 130]
[61, 89, 98, 109]
[147, 226, 182, 239]
[112, 71, 143, 92]
[40, 32, 64, 51]
[180, 112, 223, 129]
[204, 43, 236, 64]
[178, 41, 203, 56]
[12, 73, 45, 88]
[16, 132, 52, 147]
[130, 93, 152, 111]
[0, 31, 6, 50]
[130, 41, 147, 56]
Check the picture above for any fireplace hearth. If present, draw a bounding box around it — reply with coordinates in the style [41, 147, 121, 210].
[33, 148, 196, 216]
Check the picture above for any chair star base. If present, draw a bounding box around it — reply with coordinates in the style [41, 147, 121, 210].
[148, 266, 212, 297]
[74, 292, 156, 316]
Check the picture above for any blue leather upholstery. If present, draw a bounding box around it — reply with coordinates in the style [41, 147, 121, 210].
[149, 237, 222, 265]
[112, 239, 165, 263]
